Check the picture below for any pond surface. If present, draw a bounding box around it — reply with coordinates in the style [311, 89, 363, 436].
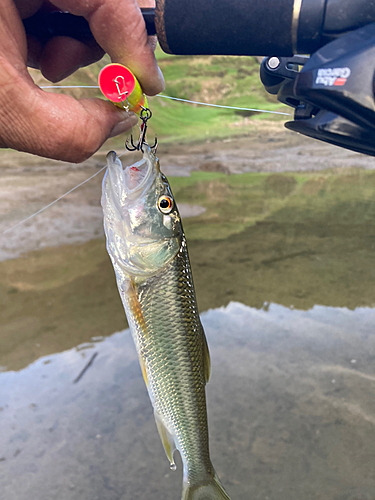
[1, 153, 375, 500]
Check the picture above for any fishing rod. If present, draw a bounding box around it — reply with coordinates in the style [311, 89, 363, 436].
[23, 0, 375, 156]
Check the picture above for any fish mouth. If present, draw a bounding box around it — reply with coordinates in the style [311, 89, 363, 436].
[123, 156, 153, 195]
[104, 148, 155, 207]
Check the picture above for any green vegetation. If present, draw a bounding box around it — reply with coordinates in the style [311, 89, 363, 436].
[31, 49, 288, 143]
[146, 48, 287, 142]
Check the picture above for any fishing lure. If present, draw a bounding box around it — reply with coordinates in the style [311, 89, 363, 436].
[98, 63, 148, 113]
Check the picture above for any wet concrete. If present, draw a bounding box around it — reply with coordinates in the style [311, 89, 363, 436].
[0, 303, 374, 500]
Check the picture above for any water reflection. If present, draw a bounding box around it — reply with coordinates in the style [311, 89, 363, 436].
[1, 302, 374, 500]
[1, 163, 375, 499]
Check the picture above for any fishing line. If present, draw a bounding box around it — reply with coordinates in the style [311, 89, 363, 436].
[40, 86, 291, 116]
[2, 86, 289, 236]
[154, 95, 291, 116]
[41, 85, 100, 89]
[1, 165, 107, 236]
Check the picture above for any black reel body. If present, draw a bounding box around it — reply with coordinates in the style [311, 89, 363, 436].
[261, 24, 375, 156]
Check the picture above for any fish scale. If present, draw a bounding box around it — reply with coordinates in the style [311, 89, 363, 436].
[133, 241, 212, 482]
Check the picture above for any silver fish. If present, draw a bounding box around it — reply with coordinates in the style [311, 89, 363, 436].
[101, 146, 231, 500]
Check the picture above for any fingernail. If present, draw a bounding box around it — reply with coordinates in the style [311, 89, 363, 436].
[109, 112, 138, 138]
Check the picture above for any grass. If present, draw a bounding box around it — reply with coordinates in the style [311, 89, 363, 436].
[148, 49, 288, 141]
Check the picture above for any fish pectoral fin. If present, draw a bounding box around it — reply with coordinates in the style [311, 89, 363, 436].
[154, 411, 177, 470]
[138, 354, 149, 388]
[128, 279, 148, 337]
[202, 327, 211, 384]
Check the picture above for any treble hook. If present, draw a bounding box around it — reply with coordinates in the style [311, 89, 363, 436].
[126, 107, 157, 153]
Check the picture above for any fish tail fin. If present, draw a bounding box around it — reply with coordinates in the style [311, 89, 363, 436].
[182, 473, 231, 500]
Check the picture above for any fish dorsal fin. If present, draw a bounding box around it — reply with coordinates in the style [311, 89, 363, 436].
[154, 411, 177, 470]
[202, 326, 211, 384]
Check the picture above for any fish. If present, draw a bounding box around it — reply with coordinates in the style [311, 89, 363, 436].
[101, 146, 231, 500]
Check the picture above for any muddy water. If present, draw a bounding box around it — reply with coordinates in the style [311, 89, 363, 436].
[1, 152, 375, 499]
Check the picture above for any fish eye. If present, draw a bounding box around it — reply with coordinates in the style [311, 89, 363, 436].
[158, 195, 174, 214]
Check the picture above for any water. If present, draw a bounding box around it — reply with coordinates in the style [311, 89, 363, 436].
[1, 153, 375, 499]
[0, 303, 374, 500]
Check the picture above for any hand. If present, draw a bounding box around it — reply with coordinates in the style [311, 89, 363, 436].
[0, 0, 164, 162]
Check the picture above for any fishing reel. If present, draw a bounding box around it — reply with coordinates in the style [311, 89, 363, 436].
[260, 23, 375, 156]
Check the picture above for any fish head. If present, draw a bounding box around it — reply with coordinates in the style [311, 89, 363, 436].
[101, 146, 182, 277]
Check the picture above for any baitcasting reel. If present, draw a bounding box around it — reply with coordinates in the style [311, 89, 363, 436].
[260, 24, 375, 156]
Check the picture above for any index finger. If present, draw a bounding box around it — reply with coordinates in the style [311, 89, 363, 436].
[52, 0, 164, 95]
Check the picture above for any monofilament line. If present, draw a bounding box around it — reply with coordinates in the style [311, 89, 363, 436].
[41, 86, 291, 116]
[1, 165, 107, 236]
[155, 95, 292, 116]
[41, 85, 100, 89]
